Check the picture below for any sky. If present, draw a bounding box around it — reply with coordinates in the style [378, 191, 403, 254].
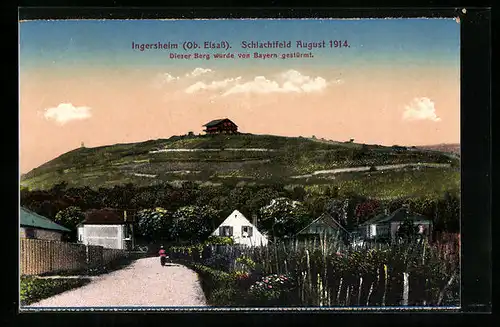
[19, 18, 460, 173]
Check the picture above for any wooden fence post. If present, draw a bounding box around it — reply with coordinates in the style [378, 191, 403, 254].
[402, 272, 409, 306]
[382, 264, 388, 306]
[336, 277, 343, 305]
[357, 276, 363, 305]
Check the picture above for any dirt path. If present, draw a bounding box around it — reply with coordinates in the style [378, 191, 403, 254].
[27, 257, 207, 307]
[290, 162, 451, 179]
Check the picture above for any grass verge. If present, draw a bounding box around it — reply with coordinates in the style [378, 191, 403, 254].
[20, 276, 91, 306]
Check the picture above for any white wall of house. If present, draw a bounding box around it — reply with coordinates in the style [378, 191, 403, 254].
[77, 224, 127, 249]
[20, 227, 63, 241]
[211, 210, 268, 247]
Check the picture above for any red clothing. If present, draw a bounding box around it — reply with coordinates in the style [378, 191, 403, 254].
[159, 249, 167, 257]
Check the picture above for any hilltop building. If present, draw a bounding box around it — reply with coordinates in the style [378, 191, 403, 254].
[202, 118, 238, 135]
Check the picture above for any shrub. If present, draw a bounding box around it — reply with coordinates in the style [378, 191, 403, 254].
[210, 287, 240, 306]
[203, 253, 234, 272]
[235, 255, 256, 270]
[20, 276, 91, 306]
[191, 264, 242, 305]
[248, 273, 296, 305]
[205, 235, 234, 245]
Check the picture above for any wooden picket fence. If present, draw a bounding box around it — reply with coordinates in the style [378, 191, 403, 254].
[20, 238, 128, 276]
[170, 237, 459, 307]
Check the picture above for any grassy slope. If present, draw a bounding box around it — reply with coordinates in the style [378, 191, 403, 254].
[21, 134, 459, 196]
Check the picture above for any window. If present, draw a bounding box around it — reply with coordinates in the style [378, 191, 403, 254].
[219, 226, 233, 237]
[78, 233, 83, 242]
[370, 224, 377, 237]
[241, 226, 253, 237]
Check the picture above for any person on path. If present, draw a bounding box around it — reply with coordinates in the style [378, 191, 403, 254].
[159, 245, 168, 266]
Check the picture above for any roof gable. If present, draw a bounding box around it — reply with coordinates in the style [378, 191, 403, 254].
[297, 212, 350, 235]
[20, 208, 71, 232]
[377, 208, 430, 224]
[216, 210, 251, 227]
[360, 213, 387, 226]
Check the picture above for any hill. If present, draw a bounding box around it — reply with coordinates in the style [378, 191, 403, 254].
[20, 133, 460, 196]
[416, 143, 460, 156]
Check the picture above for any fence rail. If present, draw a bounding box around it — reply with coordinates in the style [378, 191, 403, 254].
[20, 238, 129, 276]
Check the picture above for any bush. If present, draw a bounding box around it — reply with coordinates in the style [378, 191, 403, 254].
[211, 287, 240, 306]
[190, 264, 241, 305]
[235, 255, 256, 270]
[203, 253, 234, 272]
[205, 235, 234, 245]
[20, 276, 91, 306]
[248, 273, 296, 305]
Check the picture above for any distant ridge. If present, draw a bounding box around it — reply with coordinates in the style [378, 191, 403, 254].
[416, 143, 460, 155]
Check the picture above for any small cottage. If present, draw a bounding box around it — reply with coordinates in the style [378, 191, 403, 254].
[211, 210, 268, 247]
[358, 207, 432, 242]
[296, 212, 351, 242]
[202, 118, 238, 135]
[77, 209, 135, 250]
[20, 207, 71, 241]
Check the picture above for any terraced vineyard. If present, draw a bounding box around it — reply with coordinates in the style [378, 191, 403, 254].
[21, 134, 459, 196]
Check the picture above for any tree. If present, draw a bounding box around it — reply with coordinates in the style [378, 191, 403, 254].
[170, 205, 220, 243]
[355, 199, 382, 224]
[136, 207, 172, 241]
[54, 206, 85, 230]
[396, 218, 419, 241]
[324, 198, 350, 227]
[259, 198, 310, 239]
[289, 186, 306, 201]
[246, 187, 281, 215]
[324, 186, 339, 198]
[304, 195, 329, 219]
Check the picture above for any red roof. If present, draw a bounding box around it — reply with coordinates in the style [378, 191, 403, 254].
[82, 208, 135, 225]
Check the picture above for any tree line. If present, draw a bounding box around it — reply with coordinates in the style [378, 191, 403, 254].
[20, 181, 460, 243]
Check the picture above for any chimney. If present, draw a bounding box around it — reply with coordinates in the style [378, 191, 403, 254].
[252, 214, 258, 228]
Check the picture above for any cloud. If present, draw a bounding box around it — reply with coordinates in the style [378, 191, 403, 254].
[221, 70, 328, 96]
[186, 68, 213, 77]
[185, 77, 242, 94]
[182, 70, 331, 97]
[43, 103, 92, 125]
[222, 76, 282, 96]
[153, 68, 213, 89]
[402, 97, 441, 122]
[160, 73, 179, 83]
